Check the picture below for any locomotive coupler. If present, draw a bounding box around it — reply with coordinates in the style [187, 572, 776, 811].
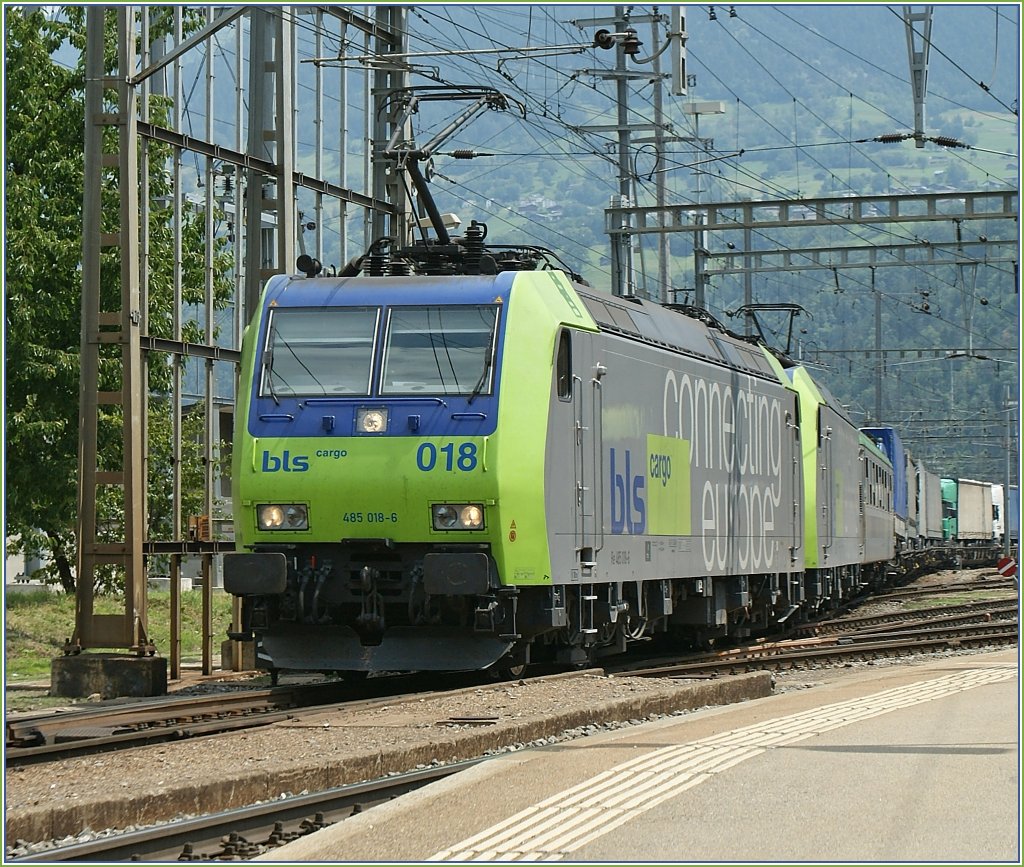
[308, 560, 333, 623]
[296, 564, 314, 621]
[474, 586, 520, 637]
[355, 565, 386, 642]
[474, 596, 500, 632]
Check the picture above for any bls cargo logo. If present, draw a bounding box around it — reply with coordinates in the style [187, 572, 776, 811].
[261, 450, 309, 473]
[610, 448, 646, 534]
[610, 439, 690, 536]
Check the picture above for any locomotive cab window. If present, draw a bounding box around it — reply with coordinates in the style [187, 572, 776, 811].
[556, 331, 572, 400]
[381, 305, 499, 396]
[260, 306, 379, 397]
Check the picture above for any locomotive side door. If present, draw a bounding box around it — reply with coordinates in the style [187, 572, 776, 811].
[564, 331, 599, 568]
[818, 407, 834, 562]
[788, 400, 804, 564]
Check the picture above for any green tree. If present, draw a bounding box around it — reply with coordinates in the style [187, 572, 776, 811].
[4, 7, 231, 591]
[5, 8, 88, 590]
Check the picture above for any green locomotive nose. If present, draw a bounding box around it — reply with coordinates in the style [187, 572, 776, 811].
[227, 269, 598, 675]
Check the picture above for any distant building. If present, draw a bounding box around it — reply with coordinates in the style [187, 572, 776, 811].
[4, 540, 54, 592]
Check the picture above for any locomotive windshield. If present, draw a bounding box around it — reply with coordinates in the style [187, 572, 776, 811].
[381, 305, 499, 396]
[260, 306, 379, 397]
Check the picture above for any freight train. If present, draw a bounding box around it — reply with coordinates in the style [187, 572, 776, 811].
[223, 222, 1009, 679]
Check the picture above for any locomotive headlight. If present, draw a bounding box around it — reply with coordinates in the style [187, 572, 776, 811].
[459, 504, 483, 528]
[257, 503, 309, 531]
[431, 503, 484, 531]
[357, 407, 388, 434]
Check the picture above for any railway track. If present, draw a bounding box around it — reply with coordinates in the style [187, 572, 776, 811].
[802, 599, 1019, 636]
[619, 618, 1018, 678]
[814, 574, 1019, 624]
[4, 669, 567, 766]
[8, 760, 483, 863]
[857, 576, 1017, 602]
[5, 681, 353, 765]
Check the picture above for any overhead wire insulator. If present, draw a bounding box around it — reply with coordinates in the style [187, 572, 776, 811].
[874, 133, 911, 143]
[930, 136, 969, 149]
[621, 29, 642, 56]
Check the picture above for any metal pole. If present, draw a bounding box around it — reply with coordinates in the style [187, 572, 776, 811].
[363, 19, 372, 249]
[244, 8, 273, 321]
[903, 6, 932, 148]
[650, 13, 668, 304]
[340, 18, 349, 264]
[74, 7, 149, 653]
[370, 6, 409, 244]
[274, 10, 296, 275]
[202, 554, 213, 674]
[203, 7, 216, 676]
[614, 6, 633, 297]
[140, 12, 152, 590]
[690, 111, 712, 310]
[743, 224, 753, 335]
[315, 9, 325, 266]
[693, 213, 706, 309]
[231, 14, 245, 675]
[234, 13, 244, 344]
[170, 554, 181, 678]
[117, 6, 147, 653]
[874, 267, 882, 423]
[76, 7, 105, 646]
[170, 7, 183, 680]
[1006, 384, 1014, 558]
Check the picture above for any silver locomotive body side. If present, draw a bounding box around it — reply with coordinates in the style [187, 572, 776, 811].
[542, 291, 804, 645]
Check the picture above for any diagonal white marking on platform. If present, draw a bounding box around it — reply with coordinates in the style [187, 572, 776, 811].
[428, 666, 1015, 861]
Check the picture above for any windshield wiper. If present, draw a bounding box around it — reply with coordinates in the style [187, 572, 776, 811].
[280, 334, 328, 395]
[467, 327, 496, 405]
[263, 322, 280, 406]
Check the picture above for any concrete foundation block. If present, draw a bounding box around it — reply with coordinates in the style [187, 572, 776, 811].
[220, 638, 257, 672]
[50, 652, 168, 699]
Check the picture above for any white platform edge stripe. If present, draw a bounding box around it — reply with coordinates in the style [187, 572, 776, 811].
[429, 667, 1015, 861]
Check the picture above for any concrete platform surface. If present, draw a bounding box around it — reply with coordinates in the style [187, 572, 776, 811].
[258, 648, 1020, 863]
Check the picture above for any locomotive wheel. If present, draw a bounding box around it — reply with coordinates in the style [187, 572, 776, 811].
[490, 655, 528, 680]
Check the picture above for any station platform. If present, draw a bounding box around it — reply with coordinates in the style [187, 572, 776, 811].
[259, 648, 1020, 863]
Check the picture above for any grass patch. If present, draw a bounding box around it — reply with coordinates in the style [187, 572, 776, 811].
[3, 690, 76, 713]
[902, 590, 1017, 610]
[4, 589, 235, 683]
